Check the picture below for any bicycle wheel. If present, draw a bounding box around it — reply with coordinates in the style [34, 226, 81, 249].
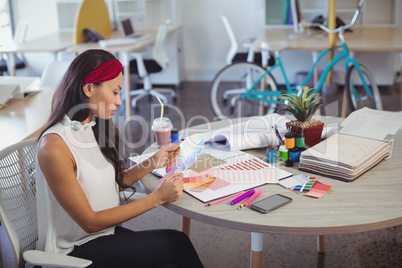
[210, 62, 278, 119]
[345, 64, 382, 111]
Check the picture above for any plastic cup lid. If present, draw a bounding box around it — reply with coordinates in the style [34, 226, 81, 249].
[152, 117, 172, 131]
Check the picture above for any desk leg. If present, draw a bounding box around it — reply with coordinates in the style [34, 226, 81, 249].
[311, 51, 322, 116]
[312, 51, 319, 89]
[317, 235, 325, 253]
[119, 52, 132, 118]
[399, 52, 402, 110]
[181, 216, 191, 237]
[250, 232, 263, 268]
[6, 53, 16, 76]
[341, 88, 348, 118]
[124, 64, 132, 118]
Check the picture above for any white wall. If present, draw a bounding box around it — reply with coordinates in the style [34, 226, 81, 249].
[181, 0, 266, 80]
[12, 0, 58, 40]
[11, 0, 399, 85]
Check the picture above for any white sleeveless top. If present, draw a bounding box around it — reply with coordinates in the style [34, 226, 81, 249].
[36, 115, 120, 255]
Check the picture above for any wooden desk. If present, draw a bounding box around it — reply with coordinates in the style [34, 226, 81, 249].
[253, 26, 402, 52]
[252, 26, 402, 111]
[68, 27, 181, 119]
[0, 77, 55, 151]
[0, 32, 73, 76]
[139, 118, 402, 268]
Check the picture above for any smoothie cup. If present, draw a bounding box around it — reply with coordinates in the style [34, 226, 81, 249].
[152, 117, 173, 148]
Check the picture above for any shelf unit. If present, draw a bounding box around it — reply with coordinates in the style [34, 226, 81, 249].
[54, 0, 183, 85]
[266, 0, 398, 27]
[56, 0, 115, 32]
[113, 0, 179, 29]
[56, 0, 180, 31]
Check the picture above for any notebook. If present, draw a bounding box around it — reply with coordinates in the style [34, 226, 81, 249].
[0, 77, 40, 108]
[0, 84, 19, 108]
[120, 18, 152, 41]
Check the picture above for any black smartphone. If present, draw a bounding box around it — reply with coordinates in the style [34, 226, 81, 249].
[249, 194, 292, 214]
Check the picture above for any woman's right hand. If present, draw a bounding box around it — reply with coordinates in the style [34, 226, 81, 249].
[152, 172, 184, 205]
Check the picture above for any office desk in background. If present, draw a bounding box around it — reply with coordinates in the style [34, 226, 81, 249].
[252, 26, 402, 111]
[139, 118, 402, 268]
[0, 77, 55, 151]
[0, 32, 73, 76]
[68, 26, 182, 119]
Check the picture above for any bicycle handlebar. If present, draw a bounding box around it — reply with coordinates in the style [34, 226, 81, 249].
[299, 0, 365, 35]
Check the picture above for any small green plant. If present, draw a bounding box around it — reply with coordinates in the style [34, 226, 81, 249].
[278, 88, 324, 127]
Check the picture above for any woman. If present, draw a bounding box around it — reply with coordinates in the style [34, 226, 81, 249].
[36, 49, 203, 267]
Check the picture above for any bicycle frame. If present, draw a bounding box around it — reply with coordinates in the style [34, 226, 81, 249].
[241, 39, 372, 103]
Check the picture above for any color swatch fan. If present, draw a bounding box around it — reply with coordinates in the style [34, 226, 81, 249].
[166, 134, 205, 175]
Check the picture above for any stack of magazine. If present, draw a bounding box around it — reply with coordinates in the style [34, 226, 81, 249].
[298, 133, 393, 181]
[299, 108, 401, 182]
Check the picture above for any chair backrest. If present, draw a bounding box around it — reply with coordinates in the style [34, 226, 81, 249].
[39, 60, 71, 88]
[220, 14, 239, 65]
[152, 20, 170, 72]
[0, 138, 38, 268]
[13, 21, 29, 44]
[73, 0, 112, 44]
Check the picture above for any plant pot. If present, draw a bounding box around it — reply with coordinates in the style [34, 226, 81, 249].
[286, 121, 324, 148]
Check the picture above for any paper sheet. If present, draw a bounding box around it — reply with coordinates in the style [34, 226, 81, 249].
[197, 114, 339, 151]
[339, 107, 402, 141]
[278, 174, 312, 189]
[198, 114, 289, 151]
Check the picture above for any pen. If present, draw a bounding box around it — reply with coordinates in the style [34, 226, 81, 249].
[236, 198, 249, 210]
[205, 191, 243, 207]
[275, 124, 284, 145]
[243, 188, 263, 207]
[230, 189, 255, 206]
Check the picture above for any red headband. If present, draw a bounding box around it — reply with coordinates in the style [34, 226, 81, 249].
[82, 59, 122, 86]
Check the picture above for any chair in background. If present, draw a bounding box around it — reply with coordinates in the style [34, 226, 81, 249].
[0, 138, 91, 268]
[129, 20, 176, 109]
[73, 0, 112, 44]
[219, 14, 262, 65]
[39, 60, 71, 88]
[0, 21, 29, 75]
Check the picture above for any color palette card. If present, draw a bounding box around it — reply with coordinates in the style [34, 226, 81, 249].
[166, 134, 205, 175]
[279, 174, 312, 189]
[220, 158, 271, 171]
[304, 182, 332, 198]
[208, 157, 291, 184]
[183, 174, 213, 190]
[205, 168, 280, 184]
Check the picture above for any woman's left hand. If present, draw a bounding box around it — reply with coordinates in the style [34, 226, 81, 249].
[150, 144, 180, 169]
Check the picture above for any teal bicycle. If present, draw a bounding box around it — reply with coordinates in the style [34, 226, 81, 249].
[210, 0, 382, 119]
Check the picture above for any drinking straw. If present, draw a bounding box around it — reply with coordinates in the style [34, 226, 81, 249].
[156, 96, 164, 122]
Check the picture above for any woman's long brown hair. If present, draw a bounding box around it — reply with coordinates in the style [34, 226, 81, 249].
[39, 49, 131, 192]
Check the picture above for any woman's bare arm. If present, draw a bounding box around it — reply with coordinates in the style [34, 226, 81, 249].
[38, 134, 183, 233]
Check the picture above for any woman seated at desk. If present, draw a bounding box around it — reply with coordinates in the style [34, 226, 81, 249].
[36, 49, 204, 267]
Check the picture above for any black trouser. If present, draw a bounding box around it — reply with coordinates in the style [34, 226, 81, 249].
[68, 226, 204, 268]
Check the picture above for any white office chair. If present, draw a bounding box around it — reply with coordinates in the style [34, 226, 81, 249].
[39, 60, 71, 88]
[129, 20, 176, 109]
[0, 138, 92, 268]
[220, 14, 262, 65]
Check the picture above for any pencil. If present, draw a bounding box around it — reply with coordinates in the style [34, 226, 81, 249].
[205, 191, 243, 207]
[237, 201, 247, 210]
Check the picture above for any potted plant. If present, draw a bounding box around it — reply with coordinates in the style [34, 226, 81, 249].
[278, 88, 324, 148]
